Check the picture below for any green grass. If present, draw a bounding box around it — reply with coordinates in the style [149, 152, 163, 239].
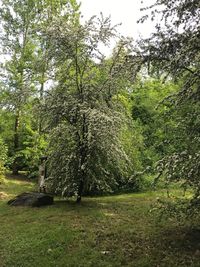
[0, 175, 200, 267]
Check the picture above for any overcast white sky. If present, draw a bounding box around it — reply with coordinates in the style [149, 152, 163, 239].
[80, 0, 156, 39]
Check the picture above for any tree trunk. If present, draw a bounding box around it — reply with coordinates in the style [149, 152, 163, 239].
[12, 111, 20, 175]
[76, 112, 88, 203]
[76, 180, 84, 203]
[38, 81, 44, 134]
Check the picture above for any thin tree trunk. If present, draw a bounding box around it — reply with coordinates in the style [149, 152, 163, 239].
[38, 80, 44, 134]
[12, 111, 20, 175]
[12, 20, 28, 175]
[76, 180, 84, 203]
[76, 113, 88, 203]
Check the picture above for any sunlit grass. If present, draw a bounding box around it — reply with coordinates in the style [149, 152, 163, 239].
[0, 173, 36, 199]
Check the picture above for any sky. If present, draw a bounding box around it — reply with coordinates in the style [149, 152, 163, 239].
[80, 0, 155, 40]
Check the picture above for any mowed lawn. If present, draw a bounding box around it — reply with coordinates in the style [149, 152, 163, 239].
[0, 175, 200, 267]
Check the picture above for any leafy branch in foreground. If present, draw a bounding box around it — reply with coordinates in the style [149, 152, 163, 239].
[138, 0, 200, 213]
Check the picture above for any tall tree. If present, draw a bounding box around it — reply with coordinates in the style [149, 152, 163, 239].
[0, 0, 39, 174]
[0, 0, 80, 174]
[44, 14, 139, 202]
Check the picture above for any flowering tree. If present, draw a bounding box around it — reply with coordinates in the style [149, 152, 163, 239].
[45, 14, 141, 202]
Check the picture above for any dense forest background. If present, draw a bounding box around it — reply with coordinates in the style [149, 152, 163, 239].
[0, 0, 199, 207]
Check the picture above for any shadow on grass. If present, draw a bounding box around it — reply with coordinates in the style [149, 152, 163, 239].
[158, 227, 200, 252]
[53, 198, 102, 210]
[5, 172, 32, 182]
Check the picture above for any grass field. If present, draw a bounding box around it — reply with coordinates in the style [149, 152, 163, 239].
[0, 174, 200, 267]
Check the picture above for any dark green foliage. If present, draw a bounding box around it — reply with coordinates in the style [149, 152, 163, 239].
[138, 0, 200, 211]
[131, 79, 178, 169]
